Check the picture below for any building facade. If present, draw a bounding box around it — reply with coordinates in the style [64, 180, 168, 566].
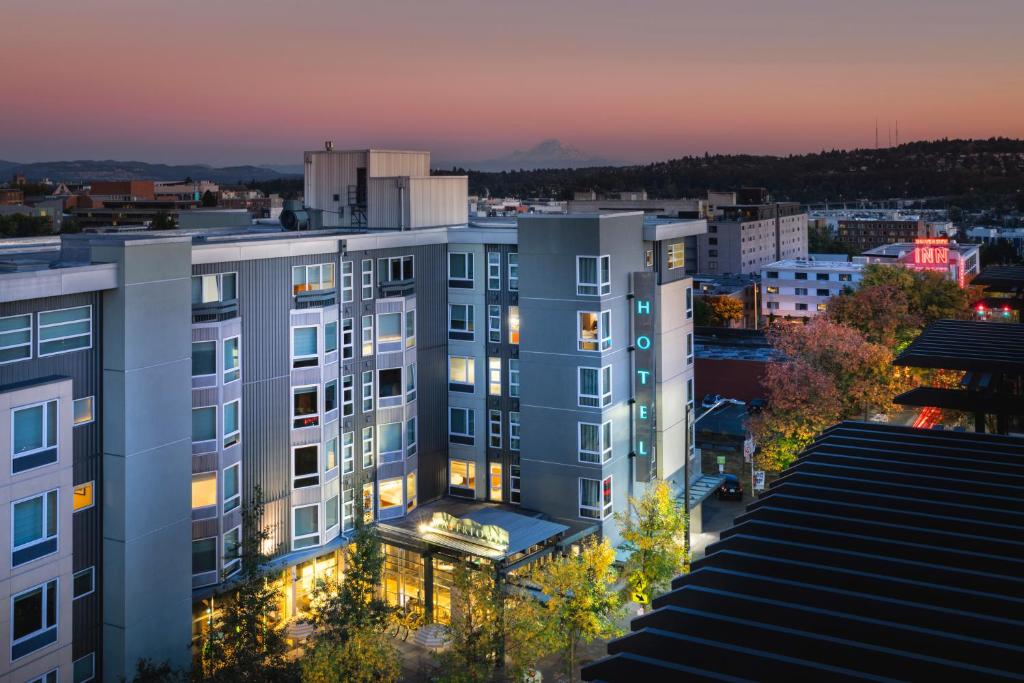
[836, 217, 931, 253]
[695, 200, 808, 275]
[760, 259, 865, 319]
[0, 150, 710, 681]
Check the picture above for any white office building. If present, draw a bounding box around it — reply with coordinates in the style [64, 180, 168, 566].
[761, 259, 865, 319]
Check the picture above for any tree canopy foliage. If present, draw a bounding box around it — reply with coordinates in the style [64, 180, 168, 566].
[615, 480, 689, 607]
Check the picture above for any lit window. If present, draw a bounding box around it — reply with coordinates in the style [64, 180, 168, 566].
[580, 475, 613, 519]
[293, 385, 319, 429]
[579, 421, 613, 463]
[488, 409, 502, 449]
[449, 356, 475, 392]
[73, 481, 94, 511]
[192, 406, 216, 443]
[817, 303, 828, 312]
[292, 445, 319, 489]
[361, 315, 374, 356]
[362, 483, 375, 523]
[450, 459, 476, 496]
[489, 462, 502, 501]
[12, 490, 58, 566]
[223, 337, 240, 383]
[223, 400, 240, 448]
[577, 255, 611, 296]
[488, 357, 501, 396]
[449, 407, 475, 445]
[578, 366, 612, 408]
[508, 252, 519, 291]
[509, 412, 520, 451]
[487, 252, 501, 290]
[378, 478, 403, 511]
[766, 286, 779, 294]
[406, 471, 417, 512]
[223, 464, 240, 512]
[73, 396, 94, 426]
[449, 252, 474, 288]
[193, 273, 237, 303]
[292, 326, 319, 368]
[509, 359, 520, 398]
[645, 249, 654, 268]
[577, 310, 611, 352]
[73, 566, 95, 600]
[292, 504, 320, 550]
[0, 313, 32, 364]
[12, 579, 58, 660]
[508, 306, 520, 345]
[667, 243, 684, 269]
[449, 304, 475, 340]
[292, 263, 335, 295]
[191, 473, 216, 509]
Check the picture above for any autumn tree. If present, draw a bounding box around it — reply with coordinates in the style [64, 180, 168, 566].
[827, 283, 917, 349]
[432, 562, 503, 682]
[614, 480, 688, 607]
[300, 631, 401, 683]
[707, 295, 745, 327]
[531, 538, 623, 677]
[308, 497, 390, 644]
[198, 487, 297, 682]
[750, 318, 899, 471]
[858, 264, 972, 326]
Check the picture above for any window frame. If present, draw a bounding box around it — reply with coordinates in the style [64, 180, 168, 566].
[73, 566, 95, 600]
[448, 355, 476, 393]
[361, 315, 374, 356]
[579, 475, 613, 520]
[341, 260, 354, 303]
[222, 400, 240, 448]
[73, 396, 95, 427]
[291, 384, 320, 429]
[11, 579, 59, 661]
[488, 409, 502, 449]
[508, 252, 519, 291]
[341, 374, 354, 417]
[12, 398, 59, 474]
[667, 242, 685, 269]
[508, 359, 520, 398]
[509, 411, 520, 451]
[291, 325, 319, 369]
[577, 310, 612, 352]
[405, 309, 416, 349]
[577, 365, 612, 408]
[341, 318, 354, 360]
[361, 426, 374, 469]
[487, 251, 501, 291]
[324, 321, 338, 355]
[223, 336, 241, 383]
[342, 431, 354, 474]
[487, 357, 501, 396]
[0, 313, 32, 365]
[487, 304, 501, 343]
[37, 305, 92, 357]
[361, 258, 374, 300]
[11, 488, 59, 565]
[576, 255, 611, 296]
[292, 503, 321, 551]
[448, 252, 475, 288]
[223, 525, 242, 577]
[448, 304, 475, 341]
[292, 263, 335, 296]
[73, 652, 96, 683]
[449, 459, 476, 496]
[73, 481, 94, 512]
[223, 463, 241, 513]
[449, 406, 475, 445]
[578, 420, 613, 464]
[194, 272, 238, 304]
[361, 370, 374, 412]
[292, 444, 320, 489]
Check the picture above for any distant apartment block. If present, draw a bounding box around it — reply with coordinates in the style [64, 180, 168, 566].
[837, 217, 932, 252]
[567, 191, 707, 219]
[761, 259, 864, 319]
[696, 189, 808, 275]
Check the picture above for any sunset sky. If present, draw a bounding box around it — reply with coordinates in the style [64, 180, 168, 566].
[2, 0, 1022, 167]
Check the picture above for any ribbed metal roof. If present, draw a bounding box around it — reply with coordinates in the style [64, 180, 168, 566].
[972, 265, 1024, 292]
[582, 422, 1024, 682]
[893, 319, 1024, 373]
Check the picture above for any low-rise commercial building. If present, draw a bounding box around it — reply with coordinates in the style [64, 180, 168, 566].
[855, 239, 981, 287]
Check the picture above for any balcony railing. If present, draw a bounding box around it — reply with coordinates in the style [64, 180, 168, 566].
[295, 288, 337, 308]
[192, 299, 239, 323]
[379, 278, 415, 297]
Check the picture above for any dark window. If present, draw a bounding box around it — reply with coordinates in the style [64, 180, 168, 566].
[294, 446, 319, 488]
[379, 368, 402, 398]
[816, 273, 829, 280]
[795, 272, 808, 280]
[766, 271, 779, 279]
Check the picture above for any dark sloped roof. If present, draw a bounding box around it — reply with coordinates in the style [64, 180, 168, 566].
[894, 319, 1024, 373]
[972, 265, 1024, 292]
[582, 422, 1024, 682]
[894, 386, 1024, 414]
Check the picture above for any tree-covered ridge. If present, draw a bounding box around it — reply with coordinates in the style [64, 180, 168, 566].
[440, 138, 1024, 208]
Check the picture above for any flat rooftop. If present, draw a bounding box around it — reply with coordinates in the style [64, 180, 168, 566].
[764, 259, 864, 271]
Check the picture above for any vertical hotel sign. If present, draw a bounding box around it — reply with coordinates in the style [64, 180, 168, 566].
[631, 271, 657, 482]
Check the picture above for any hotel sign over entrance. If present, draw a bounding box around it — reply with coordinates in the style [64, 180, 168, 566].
[631, 271, 657, 483]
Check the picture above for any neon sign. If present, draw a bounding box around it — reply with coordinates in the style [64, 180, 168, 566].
[912, 238, 949, 266]
[631, 271, 657, 483]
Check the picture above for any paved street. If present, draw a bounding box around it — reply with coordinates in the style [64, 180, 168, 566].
[692, 493, 748, 560]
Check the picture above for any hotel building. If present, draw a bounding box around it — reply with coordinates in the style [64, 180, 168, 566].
[0, 148, 711, 681]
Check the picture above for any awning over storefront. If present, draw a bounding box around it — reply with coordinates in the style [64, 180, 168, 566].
[685, 473, 725, 509]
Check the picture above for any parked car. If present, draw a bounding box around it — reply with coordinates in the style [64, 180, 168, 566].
[701, 393, 723, 409]
[748, 398, 767, 413]
[716, 473, 743, 501]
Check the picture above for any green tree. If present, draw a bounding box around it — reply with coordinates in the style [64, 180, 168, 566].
[130, 658, 184, 682]
[433, 562, 503, 682]
[693, 297, 712, 326]
[614, 480, 689, 607]
[150, 211, 177, 230]
[0, 214, 53, 237]
[308, 497, 390, 644]
[300, 631, 401, 683]
[201, 190, 218, 207]
[197, 487, 296, 682]
[980, 239, 1022, 265]
[502, 588, 554, 683]
[531, 538, 623, 677]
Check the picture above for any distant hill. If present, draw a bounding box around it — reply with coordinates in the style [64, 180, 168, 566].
[466, 139, 621, 172]
[0, 159, 301, 184]
[446, 138, 1024, 209]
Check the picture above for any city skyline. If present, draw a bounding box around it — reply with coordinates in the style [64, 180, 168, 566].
[2, 0, 1022, 166]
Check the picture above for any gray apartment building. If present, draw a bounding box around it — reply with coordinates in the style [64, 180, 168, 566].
[694, 190, 808, 275]
[0, 149, 713, 681]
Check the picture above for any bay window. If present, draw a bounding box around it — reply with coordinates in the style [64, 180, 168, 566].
[292, 504, 320, 550]
[292, 445, 319, 489]
[292, 385, 319, 428]
[577, 255, 610, 296]
[12, 489, 58, 566]
[12, 399, 58, 472]
[580, 475, 613, 519]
